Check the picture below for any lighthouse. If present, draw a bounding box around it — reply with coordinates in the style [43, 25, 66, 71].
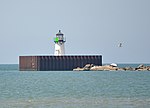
[54, 30, 66, 56]
[19, 30, 102, 71]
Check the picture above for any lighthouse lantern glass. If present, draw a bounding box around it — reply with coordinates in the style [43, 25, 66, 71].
[55, 37, 59, 42]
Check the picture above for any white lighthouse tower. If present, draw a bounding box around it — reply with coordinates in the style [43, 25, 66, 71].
[54, 30, 66, 56]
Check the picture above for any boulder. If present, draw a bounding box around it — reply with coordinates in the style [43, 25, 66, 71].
[73, 67, 84, 71]
[117, 68, 126, 71]
[83, 64, 94, 71]
[110, 63, 117, 67]
[123, 67, 135, 71]
[90, 65, 118, 71]
[73, 64, 94, 71]
[84, 64, 94, 68]
[134, 64, 150, 71]
[90, 66, 104, 71]
[137, 64, 144, 69]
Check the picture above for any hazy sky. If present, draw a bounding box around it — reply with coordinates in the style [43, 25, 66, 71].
[0, 0, 150, 64]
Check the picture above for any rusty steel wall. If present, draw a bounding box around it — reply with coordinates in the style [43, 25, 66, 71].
[19, 55, 102, 71]
[19, 56, 38, 71]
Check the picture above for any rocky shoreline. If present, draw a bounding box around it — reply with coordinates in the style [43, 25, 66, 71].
[73, 64, 150, 71]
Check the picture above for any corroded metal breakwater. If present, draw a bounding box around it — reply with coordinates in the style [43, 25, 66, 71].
[19, 55, 102, 71]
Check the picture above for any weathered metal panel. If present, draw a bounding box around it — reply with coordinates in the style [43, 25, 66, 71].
[61, 56, 65, 71]
[31, 56, 37, 71]
[51, 56, 54, 71]
[45, 57, 47, 70]
[19, 56, 37, 71]
[48, 56, 51, 70]
[67, 56, 70, 69]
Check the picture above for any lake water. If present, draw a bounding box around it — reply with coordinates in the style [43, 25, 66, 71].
[0, 64, 150, 108]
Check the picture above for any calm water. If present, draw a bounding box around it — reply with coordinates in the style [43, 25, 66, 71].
[0, 64, 150, 108]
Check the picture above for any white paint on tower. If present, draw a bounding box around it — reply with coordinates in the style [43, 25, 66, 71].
[54, 30, 66, 56]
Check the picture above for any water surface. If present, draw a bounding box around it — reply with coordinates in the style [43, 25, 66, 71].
[0, 64, 150, 108]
